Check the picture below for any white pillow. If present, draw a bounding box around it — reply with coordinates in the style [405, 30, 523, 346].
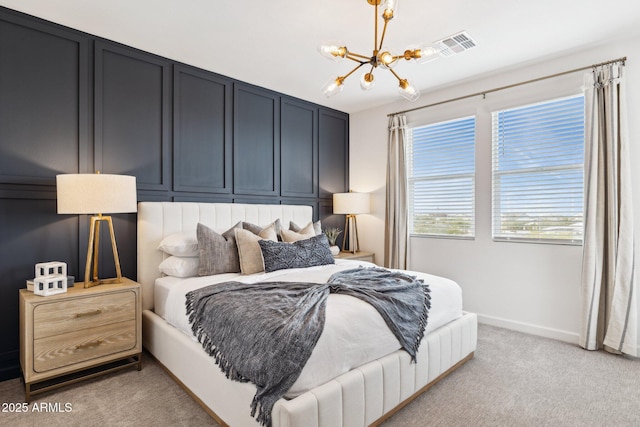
[289, 220, 322, 235]
[158, 232, 198, 256]
[159, 256, 199, 278]
[281, 223, 316, 242]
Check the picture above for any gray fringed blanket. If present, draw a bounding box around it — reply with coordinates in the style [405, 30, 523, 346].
[186, 267, 430, 427]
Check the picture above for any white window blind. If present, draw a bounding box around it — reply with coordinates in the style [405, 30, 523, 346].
[492, 95, 585, 243]
[407, 116, 476, 237]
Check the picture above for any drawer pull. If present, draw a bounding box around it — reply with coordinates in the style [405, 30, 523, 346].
[74, 309, 102, 318]
[74, 339, 104, 350]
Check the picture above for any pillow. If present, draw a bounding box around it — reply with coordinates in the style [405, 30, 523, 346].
[235, 225, 278, 275]
[259, 234, 335, 273]
[158, 232, 198, 256]
[289, 220, 322, 235]
[281, 222, 315, 243]
[159, 256, 199, 278]
[197, 222, 243, 276]
[243, 219, 282, 237]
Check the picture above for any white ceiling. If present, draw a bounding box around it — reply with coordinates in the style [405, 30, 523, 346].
[2, 0, 640, 114]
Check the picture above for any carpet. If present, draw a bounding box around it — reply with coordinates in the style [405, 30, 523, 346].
[1, 325, 638, 426]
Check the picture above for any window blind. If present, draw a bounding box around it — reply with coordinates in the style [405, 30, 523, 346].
[492, 95, 585, 243]
[407, 116, 476, 237]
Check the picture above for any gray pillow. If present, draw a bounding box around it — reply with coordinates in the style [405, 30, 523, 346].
[258, 234, 335, 273]
[197, 222, 243, 275]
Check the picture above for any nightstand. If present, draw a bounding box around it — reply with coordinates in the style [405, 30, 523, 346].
[334, 251, 375, 264]
[19, 277, 142, 401]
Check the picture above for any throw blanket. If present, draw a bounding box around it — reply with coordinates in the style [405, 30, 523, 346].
[186, 267, 430, 426]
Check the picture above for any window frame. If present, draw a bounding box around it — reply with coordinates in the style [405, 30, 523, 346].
[407, 115, 476, 239]
[491, 94, 585, 245]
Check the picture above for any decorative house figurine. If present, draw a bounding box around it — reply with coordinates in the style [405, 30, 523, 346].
[33, 261, 68, 296]
[35, 261, 67, 279]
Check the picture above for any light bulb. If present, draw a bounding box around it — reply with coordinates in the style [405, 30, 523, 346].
[322, 76, 345, 97]
[318, 41, 348, 62]
[398, 79, 420, 102]
[381, 0, 398, 20]
[360, 73, 375, 91]
[377, 49, 397, 69]
[411, 44, 440, 64]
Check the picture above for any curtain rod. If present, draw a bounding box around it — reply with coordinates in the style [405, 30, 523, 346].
[387, 56, 627, 117]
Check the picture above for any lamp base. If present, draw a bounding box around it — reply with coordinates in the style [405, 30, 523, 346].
[84, 215, 123, 288]
[341, 214, 361, 254]
[84, 277, 125, 288]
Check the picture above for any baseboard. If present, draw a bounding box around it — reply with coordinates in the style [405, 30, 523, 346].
[476, 313, 580, 345]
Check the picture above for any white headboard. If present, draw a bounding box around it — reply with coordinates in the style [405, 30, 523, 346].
[137, 202, 313, 310]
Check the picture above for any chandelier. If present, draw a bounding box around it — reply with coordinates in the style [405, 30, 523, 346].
[318, 0, 439, 102]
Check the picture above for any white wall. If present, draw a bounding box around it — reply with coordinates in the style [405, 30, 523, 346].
[350, 34, 640, 349]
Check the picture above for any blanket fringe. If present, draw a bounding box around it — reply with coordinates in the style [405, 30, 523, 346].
[412, 280, 431, 362]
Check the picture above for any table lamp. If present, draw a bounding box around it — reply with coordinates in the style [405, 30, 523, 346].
[56, 173, 137, 288]
[333, 191, 370, 253]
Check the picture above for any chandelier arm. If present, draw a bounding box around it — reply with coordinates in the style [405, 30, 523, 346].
[347, 52, 374, 61]
[378, 18, 389, 52]
[374, 2, 379, 54]
[342, 62, 368, 81]
[346, 57, 369, 65]
[388, 67, 405, 83]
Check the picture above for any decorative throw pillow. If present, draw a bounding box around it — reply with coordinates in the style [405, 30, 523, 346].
[197, 222, 243, 276]
[289, 220, 322, 235]
[158, 231, 198, 256]
[281, 223, 316, 242]
[259, 234, 335, 273]
[243, 219, 282, 238]
[235, 226, 278, 275]
[159, 256, 199, 278]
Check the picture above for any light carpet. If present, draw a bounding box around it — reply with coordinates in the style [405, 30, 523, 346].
[1, 324, 638, 426]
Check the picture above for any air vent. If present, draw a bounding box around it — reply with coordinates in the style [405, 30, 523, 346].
[435, 31, 477, 57]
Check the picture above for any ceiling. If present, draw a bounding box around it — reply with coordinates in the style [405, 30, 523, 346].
[2, 0, 640, 114]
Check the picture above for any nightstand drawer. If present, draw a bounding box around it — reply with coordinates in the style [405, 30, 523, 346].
[33, 291, 136, 339]
[33, 320, 137, 373]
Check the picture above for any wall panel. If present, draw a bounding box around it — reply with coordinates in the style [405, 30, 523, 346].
[95, 41, 171, 190]
[281, 98, 318, 198]
[233, 83, 280, 196]
[319, 108, 349, 198]
[0, 13, 88, 184]
[173, 65, 231, 193]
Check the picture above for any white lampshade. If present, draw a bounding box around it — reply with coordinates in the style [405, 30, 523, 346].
[56, 174, 137, 214]
[333, 192, 370, 215]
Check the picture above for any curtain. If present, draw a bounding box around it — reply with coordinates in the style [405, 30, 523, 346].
[581, 62, 638, 356]
[384, 114, 408, 269]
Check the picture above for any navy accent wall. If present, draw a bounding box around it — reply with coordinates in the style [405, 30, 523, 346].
[0, 7, 349, 381]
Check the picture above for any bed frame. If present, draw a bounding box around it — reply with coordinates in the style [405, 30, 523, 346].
[137, 202, 477, 427]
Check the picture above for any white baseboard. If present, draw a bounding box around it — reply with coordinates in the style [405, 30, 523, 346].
[476, 313, 580, 345]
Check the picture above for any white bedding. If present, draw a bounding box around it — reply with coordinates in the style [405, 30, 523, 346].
[155, 259, 463, 397]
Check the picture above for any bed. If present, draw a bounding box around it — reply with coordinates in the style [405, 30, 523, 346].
[137, 202, 477, 427]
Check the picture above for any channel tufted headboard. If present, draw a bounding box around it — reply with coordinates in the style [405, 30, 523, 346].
[136, 202, 313, 310]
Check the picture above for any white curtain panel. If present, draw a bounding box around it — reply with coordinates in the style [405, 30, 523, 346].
[384, 114, 408, 269]
[581, 63, 638, 356]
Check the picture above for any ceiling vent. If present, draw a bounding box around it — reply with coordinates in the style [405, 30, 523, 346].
[435, 31, 477, 57]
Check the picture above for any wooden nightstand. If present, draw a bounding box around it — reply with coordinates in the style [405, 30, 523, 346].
[19, 277, 142, 401]
[334, 251, 375, 264]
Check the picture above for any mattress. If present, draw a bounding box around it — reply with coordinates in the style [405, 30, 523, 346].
[154, 259, 463, 397]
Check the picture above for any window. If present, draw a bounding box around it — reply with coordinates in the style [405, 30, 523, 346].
[407, 116, 476, 237]
[492, 95, 585, 243]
